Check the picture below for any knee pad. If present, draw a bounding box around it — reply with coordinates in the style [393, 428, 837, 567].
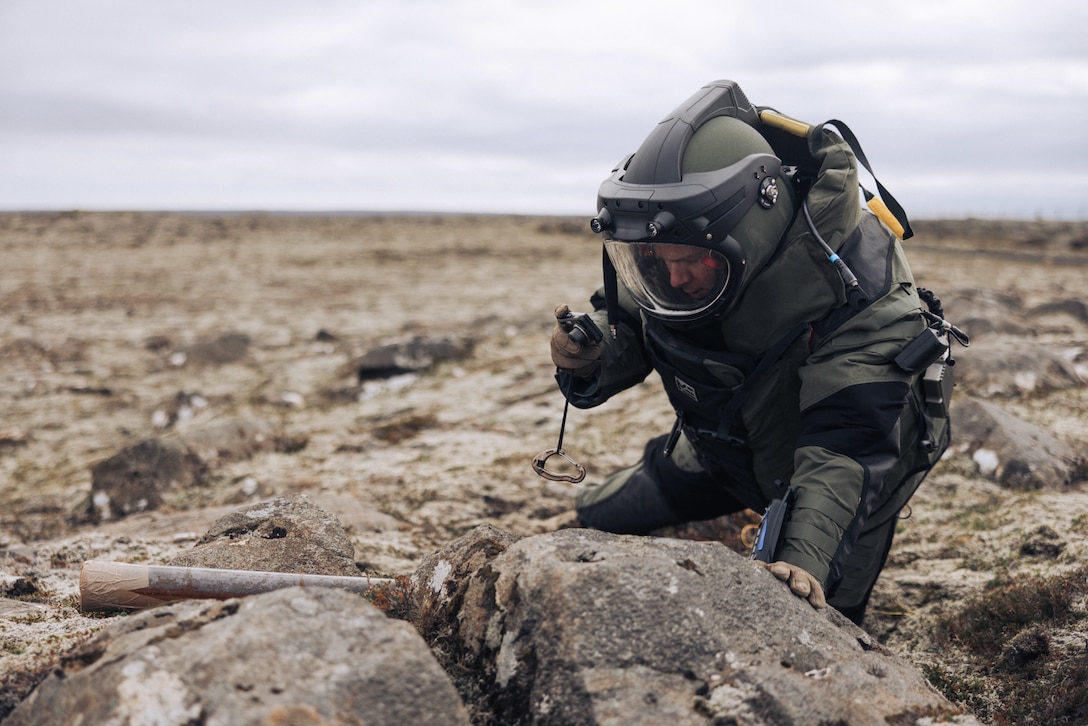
[577, 435, 738, 533]
[576, 459, 684, 534]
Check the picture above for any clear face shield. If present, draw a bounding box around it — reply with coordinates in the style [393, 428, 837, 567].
[604, 239, 734, 319]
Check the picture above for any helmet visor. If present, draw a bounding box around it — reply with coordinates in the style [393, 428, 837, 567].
[605, 240, 733, 319]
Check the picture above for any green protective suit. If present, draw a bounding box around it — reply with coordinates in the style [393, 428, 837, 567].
[560, 125, 949, 617]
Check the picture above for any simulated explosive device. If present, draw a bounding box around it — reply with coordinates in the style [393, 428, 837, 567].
[79, 560, 394, 612]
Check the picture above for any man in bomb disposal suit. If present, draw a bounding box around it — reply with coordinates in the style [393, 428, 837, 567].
[549, 80, 965, 624]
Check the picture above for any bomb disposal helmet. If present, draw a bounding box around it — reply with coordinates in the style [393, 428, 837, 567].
[591, 81, 795, 322]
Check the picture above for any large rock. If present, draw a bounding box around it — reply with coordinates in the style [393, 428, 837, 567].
[939, 288, 1030, 338]
[3, 587, 470, 726]
[178, 418, 287, 463]
[954, 338, 1084, 398]
[167, 495, 359, 576]
[1029, 297, 1088, 325]
[88, 438, 208, 521]
[354, 335, 473, 381]
[950, 396, 1084, 489]
[172, 331, 251, 367]
[411, 525, 977, 725]
[86, 419, 297, 521]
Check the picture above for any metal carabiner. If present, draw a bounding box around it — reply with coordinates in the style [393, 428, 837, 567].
[531, 448, 586, 484]
[533, 342, 594, 486]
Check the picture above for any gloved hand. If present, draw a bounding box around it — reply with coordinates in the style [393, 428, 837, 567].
[550, 304, 602, 377]
[759, 561, 827, 609]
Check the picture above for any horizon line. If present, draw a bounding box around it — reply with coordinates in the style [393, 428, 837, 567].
[2, 208, 1086, 223]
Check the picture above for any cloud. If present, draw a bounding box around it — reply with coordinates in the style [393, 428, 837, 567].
[1, 0, 1085, 217]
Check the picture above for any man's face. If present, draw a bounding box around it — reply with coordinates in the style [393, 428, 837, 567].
[604, 238, 733, 319]
[651, 244, 725, 301]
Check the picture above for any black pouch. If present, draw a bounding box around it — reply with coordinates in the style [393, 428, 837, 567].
[894, 327, 949, 373]
[749, 487, 797, 563]
[921, 359, 955, 420]
[896, 326, 956, 423]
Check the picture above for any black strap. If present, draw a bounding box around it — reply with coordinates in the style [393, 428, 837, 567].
[816, 119, 914, 240]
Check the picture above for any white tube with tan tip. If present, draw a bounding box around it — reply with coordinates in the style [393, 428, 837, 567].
[79, 561, 394, 612]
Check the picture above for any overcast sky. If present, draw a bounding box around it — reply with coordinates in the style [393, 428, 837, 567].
[2, 0, 1085, 219]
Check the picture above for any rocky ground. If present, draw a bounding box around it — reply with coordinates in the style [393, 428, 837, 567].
[1, 211, 1087, 723]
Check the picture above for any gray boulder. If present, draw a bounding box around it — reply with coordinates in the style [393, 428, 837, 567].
[1029, 297, 1088, 324]
[954, 338, 1084, 398]
[3, 587, 470, 726]
[179, 418, 289, 463]
[411, 525, 976, 725]
[173, 331, 251, 367]
[939, 288, 1029, 338]
[88, 437, 208, 521]
[354, 335, 473, 381]
[950, 396, 1084, 489]
[167, 494, 360, 576]
[86, 418, 298, 521]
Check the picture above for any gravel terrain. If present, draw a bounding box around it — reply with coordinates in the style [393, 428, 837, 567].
[2, 211, 1087, 722]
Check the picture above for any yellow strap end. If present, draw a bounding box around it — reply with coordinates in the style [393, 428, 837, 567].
[867, 196, 906, 240]
[759, 109, 811, 137]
